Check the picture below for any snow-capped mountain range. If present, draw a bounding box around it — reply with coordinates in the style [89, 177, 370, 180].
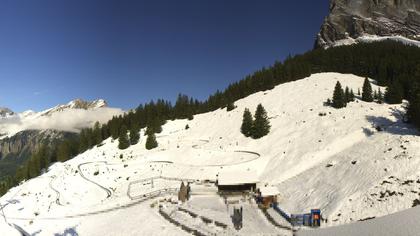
[40, 99, 108, 117]
[0, 73, 419, 235]
[316, 0, 420, 48]
[0, 99, 109, 119]
[0, 99, 123, 139]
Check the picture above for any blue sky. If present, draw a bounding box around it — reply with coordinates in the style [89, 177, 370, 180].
[0, 0, 328, 112]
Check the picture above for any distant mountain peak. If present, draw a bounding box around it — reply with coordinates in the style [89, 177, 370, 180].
[66, 99, 108, 109]
[42, 99, 108, 116]
[316, 0, 420, 48]
[0, 107, 15, 118]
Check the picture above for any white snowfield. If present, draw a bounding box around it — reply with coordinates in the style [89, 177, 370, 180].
[0, 73, 419, 235]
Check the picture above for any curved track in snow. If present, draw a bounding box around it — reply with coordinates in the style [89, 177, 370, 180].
[151, 139, 262, 167]
[49, 176, 64, 206]
[0, 189, 174, 221]
[77, 162, 112, 198]
[149, 150, 261, 168]
[0, 139, 262, 224]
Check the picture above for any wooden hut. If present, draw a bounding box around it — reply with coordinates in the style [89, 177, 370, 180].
[217, 171, 259, 193]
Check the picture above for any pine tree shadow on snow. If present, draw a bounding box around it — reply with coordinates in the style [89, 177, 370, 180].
[365, 108, 419, 136]
[54, 226, 79, 236]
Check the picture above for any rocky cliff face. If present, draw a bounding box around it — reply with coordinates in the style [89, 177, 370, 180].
[0, 107, 14, 118]
[0, 129, 77, 160]
[0, 129, 77, 178]
[316, 0, 420, 48]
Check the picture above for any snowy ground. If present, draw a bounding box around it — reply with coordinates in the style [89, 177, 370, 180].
[298, 205, 420, 236]
[0, 73, 419, 235]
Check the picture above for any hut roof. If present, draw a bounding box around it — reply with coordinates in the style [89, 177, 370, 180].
[218, 170, 259, 186]
[260, 186, 280, 197]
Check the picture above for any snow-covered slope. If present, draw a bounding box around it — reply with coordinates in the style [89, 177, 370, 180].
[298, 205, 420, 236]
[0, 99, 123, 139]
[0, 73, 419, 235]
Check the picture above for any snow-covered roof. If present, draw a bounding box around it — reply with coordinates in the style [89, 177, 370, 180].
[260, 186, 280, 197]
[218, 171, 259, 186]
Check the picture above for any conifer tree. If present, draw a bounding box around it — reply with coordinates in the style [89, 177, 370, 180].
[362, 78, 373, 102]
[377, 88, 384, 104]
[14, 166, 28, 183]
[129, 125, 140, 145]
[101, 123, 110, 140]
[326, 98, 332, 105]
[145, 133, 158, 150]
[344, 86, 350, 103]
[109, 119, 120, 140]
[385, 81, 403, 104]
[226, 102, 235, 111]
[57, 141, 71, 162]
[407, 83, 420, 128]
[79, 129, 89, 152]
[32, 145, 49, 172]
[187, 113, 194, 120]
[332, 81, 346, 108]
[93, 121, 103, 145]
[151, 118, 163, 134]
[145, 125, 152, 136]
[28, 154, 41, 178]
[145, 120, 162, 135]
[85, 128, 94, 148]
[118, 125, 130, 150]
[252, 104, 271, 139]
[349, 89, 355, 102]
[241, 108, 253, 137]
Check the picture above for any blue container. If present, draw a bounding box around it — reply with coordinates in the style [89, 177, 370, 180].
[311, 209, 321, 227]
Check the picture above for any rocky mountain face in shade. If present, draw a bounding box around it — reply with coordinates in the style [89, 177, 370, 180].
[0, 107, 14, 118]
[0, 129, 76, 160]
[0, 129, 77, 178]
[316, 0, 420, 48]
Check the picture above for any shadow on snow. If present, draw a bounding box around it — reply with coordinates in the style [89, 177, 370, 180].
[54, 226, 79, 236]
[365, 108, 419, 136]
